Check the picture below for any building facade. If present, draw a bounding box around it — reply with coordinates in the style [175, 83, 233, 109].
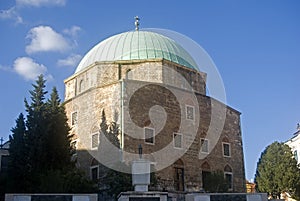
[285, 125, 300, 165]
[64, 30, 246, 192]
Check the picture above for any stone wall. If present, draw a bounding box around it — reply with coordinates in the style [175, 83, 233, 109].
[64, 59, 245, 193]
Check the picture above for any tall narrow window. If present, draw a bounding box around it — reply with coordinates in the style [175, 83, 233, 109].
[224, 165, 233, 191]
[200, 138, 209, 153]
[90, 159, 99, 182]
[71, 111, 78, 126]
[173, 133, 183, 149]
[145, 127, 154, 144]
[91, 133, 99, 149]
[225, 172, 233, 190]
[186, 105, 195, 120]
[222, 142, 231, 157]
[79, 80, 84, 93]
[294, 150, 298, 163]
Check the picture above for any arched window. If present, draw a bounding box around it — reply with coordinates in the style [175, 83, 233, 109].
[173, 159, 184, 191]
[294, 150, 298, 163]
[224, 165, 233, 191]
[125, 69, 132, 79]
[201, 161, 211, 170]
[201, 161, 211, 190]
[90, 158, 99, 181]
[79, 79, 84, 93]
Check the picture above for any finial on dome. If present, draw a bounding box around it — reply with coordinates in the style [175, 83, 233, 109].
[134, 16, 140, 31]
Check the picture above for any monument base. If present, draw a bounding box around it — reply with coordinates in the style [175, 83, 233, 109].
[118, 191, 168, 201]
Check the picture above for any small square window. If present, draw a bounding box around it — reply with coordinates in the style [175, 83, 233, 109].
[173, 133, 183, 149]
[71, 111, 78, 126]
[200, 138, 209, 153]
[145, 127, 154, 144]
[91, 133, 99, 149]
[223, 143, 231, 157]
[186, 105, 195, 120]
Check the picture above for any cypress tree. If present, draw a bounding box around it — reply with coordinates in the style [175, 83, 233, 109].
[45, 87, 72, 170]
[255, 141, 300, 199]
[8, 113, 28, 192]
[7, 75, 96, 192]
[24, 74, 48, 177]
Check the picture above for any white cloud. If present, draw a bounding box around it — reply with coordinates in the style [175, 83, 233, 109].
[16, 0, 66, 7]
[63, 26, 81, 38]
[13, 57, 49, 81]
[57, 54, 82, 67]
[0, 7, 23, 24]
[26, 26, 70, 54]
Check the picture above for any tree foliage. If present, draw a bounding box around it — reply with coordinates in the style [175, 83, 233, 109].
[100, 110, 120, 148]
[99, 162, 132, 199]
[98, 110, 132, 198]
[203, 171, 229, 193]
[255, 141, 300, 199]
[6, 75, 96, 192]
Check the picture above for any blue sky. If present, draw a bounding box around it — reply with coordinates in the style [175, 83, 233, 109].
[1, 0, 300, 181]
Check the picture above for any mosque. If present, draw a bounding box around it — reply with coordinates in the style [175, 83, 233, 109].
[64, 18, 246, 192]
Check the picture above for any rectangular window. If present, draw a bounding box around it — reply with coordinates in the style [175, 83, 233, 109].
[145, 127, 154, 144]
[71, 111, 78, 126]
[225, 172, 233, 190]
[90, 166, 99, 181]
[186, 105, 195, 120]
[294, 150, 298, 163]
[223, 143, 231, 157]
[173, 133, 183, 149]
[91, 133, 99, 149]
[200, 138, 209, 153]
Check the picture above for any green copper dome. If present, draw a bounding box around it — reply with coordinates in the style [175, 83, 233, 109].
[75, 30, 198, 73]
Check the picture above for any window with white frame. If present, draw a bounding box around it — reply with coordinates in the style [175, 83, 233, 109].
[186, 105, 195, 120]
[144, 127, 154, 144]
[294, 150, 298, 163]
[173, 133, 183, 149]
[200, 138, 209, 153]
[91, 133, 99, 149]
[223, 142, 231, 157]
[71, 111, 78, 126]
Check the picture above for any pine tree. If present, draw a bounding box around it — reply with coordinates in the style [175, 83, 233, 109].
[98, 112, 132, 198]
[100, 110, 120, 148]
[44, 87, 72, 170]
[255, 141, 300, 199]
[100, 110, 108, 136]
[24, 74, 48, 176]
[108, 122, 120, 148]
[202, 171, 229, 193]
[6, 75, 96, 192]
[8, 113, 29, 192]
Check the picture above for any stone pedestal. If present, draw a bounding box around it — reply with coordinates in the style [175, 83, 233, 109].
[132, 159, 150, 192]
[118, 192, 168, 201]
